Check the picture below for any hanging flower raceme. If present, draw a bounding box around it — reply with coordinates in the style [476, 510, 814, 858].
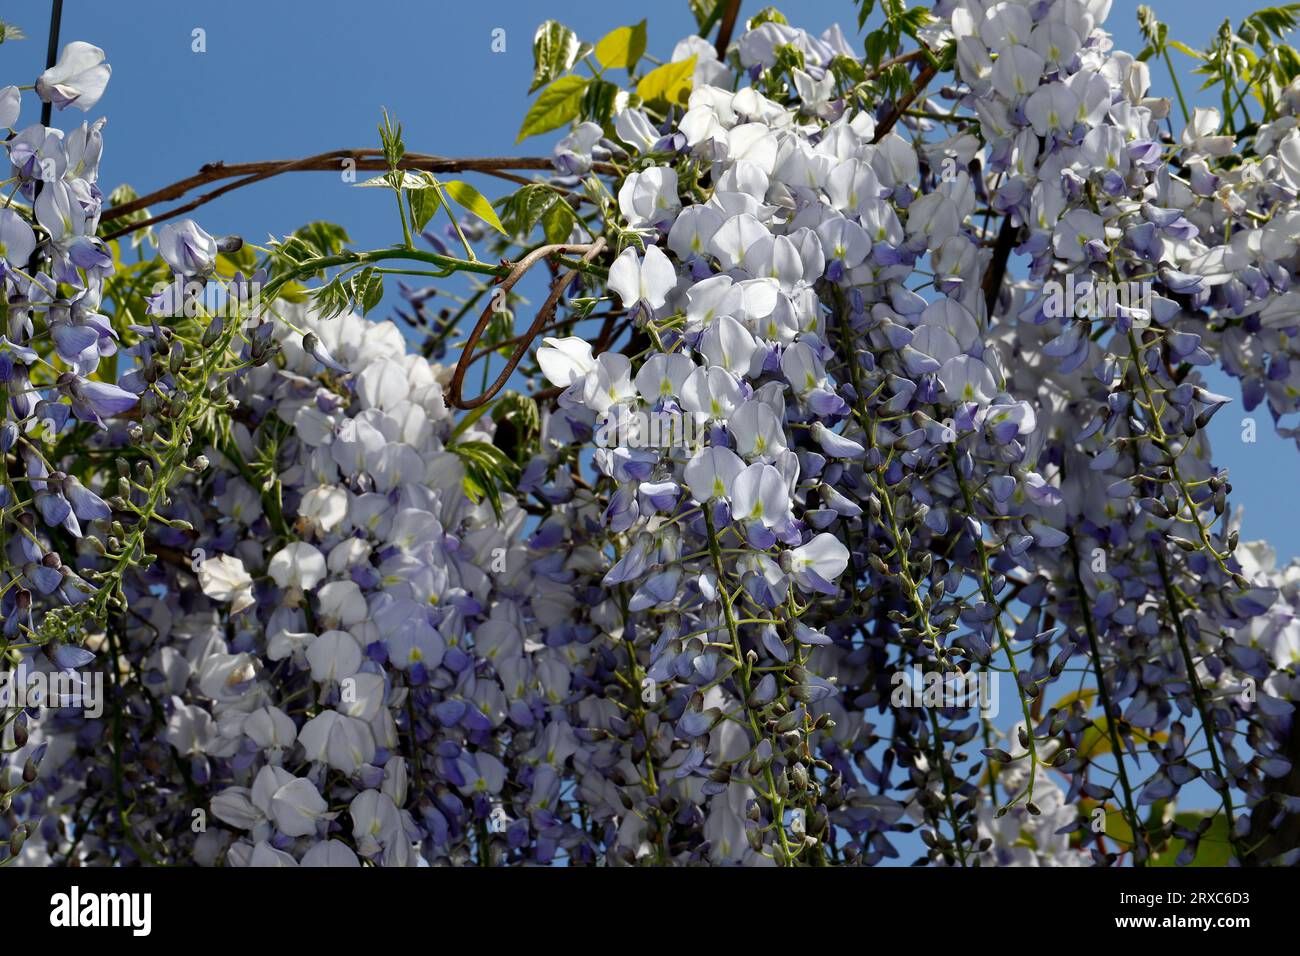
[7, 1, 1300, 870]
[512, 1, 1300, 867]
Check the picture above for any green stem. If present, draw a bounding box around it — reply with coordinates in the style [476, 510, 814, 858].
[1067, 533, 1148, 865]
[263, 246, 607, 305]
[949, 455, 1039, 811]
[1154, 548, 1244, 861]
[431, 177, 478, 262]
[702, 505, 801, 865]
[1161, 46, 1191, 125]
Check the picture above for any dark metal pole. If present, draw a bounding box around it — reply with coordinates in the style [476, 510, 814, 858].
[28, 0, 65, 279]
[40, 0, 65, 128]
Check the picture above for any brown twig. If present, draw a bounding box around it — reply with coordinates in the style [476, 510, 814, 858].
[867, 48, 930, 80]
[481, 314, 627, 418]
[464, 309, 626, 370]
[714, 0, 743, 58]
[448, 238, 607, 410]
[982, 216, 1018, 318]
[872, 61, 940, 143]
[101, 150, 618, 238]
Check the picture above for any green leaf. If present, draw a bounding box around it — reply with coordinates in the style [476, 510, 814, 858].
[409, 181, 443, 233]
[499, 183, 561, 238]
[377, 109, 405, 167]
[594, 21, 647, 72]
[581, 77, 623, 127]
[275, 281, 310, 304]
[567, 296, 600, 320]
[351, 267, 384, 316]
[772, 43, 807, 75]
[540, 197, 577, 243]
[289, 222, 352, 258]
[273, 222, 352, 278]
[216, 245, 257, 276]
[530, 21, 585, 93]
[636, 56, 697, 108]
[1245, 5, 1300, 40]
[450, 440, 519, 519]
[1278, 44, 1300, 80]
[897, 5, 932, 38]
[309, 276, 351, 320]
[355, 171, 429, 189]
[453, 440, 518, 473]
[828, 54, 868, 85]
[1168, 39, 1205, 59]
[106, 183, 139, 210]
[517, 75, 590, 142]
[858, 0, 877, 32]
[1148, 812, 1233, 867]
[441, 180, 507, 235]
[749, 7, 789, 28]
[689, 0, 721, 31]
[104, 183, 153, 248]
[498, 183, 575, 242]
[865, 28, 889, 68]
[1102, 808, 1136, 847]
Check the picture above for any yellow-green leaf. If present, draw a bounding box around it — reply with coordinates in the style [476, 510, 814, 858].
[594, 21, 647, 72]
[1167, 40, 1204, 59]
[1052, 687, 1097, 711]
[409, 181, 443, 233]
[517, 75, 589, 142]
[688, 0, 721, 31]
[1149, 812, 1233, 867]
[1103, 808, 1136, 846]
[216, 247, 256, 277]
[276, 281, 310, 304]
[530, 20, 584, 93]
[1078, 717, 1167, 759]
[636, 55, 696, 108]
[441, 180, 507, 235]
[541, 197, 577, 243]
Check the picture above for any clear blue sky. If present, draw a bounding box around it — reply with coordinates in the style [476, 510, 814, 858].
[10, 0, 1292, 562]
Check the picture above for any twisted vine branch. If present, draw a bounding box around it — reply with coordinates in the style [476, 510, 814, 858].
[448, 238, 608, 410]
[101, 151, 618, 240]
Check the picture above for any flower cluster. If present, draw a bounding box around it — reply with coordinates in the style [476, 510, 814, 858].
[522, 0, 1300, 865]
[0, 42, 126, 641]
[5, 0, 1300, 869]
[13, 298, 586, 865]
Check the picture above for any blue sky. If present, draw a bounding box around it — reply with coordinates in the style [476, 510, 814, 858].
[37, 0, 1286, 560]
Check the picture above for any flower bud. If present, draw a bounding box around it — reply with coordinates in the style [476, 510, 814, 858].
[202, 315, 224, 349]
[158, 219, 217, 277]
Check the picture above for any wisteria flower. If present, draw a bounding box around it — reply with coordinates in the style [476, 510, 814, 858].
[36, 41, 111, 112]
